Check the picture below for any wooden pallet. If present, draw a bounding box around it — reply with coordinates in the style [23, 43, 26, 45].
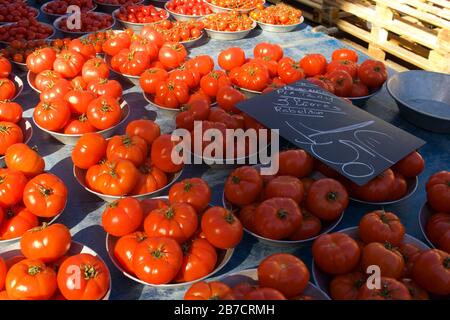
[324, 0, 450, 72]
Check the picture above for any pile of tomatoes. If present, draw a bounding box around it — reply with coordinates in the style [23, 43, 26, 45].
[72, 123, 186, 197]
[166, 0, 213, 17]
[0, 145, 67, 241]
[97, 0, 142, 4]
[152, 20, 204, 43]
[206, 0, 264, 10]
[318, 150, 424, 203]
[43, 0, 95, 15]
[224, 148, 349, 241]
[0, 224, 110, 300]
[0, 19, 54, 43]
[184, 253, 311, 300]
[201, 12, 254, 32]
[0, 1, 38, 23]
[250, 3, 303, 25]
[106, 178, 243, 285]
[115, 4, 168, 24]
[57, 12, 114, 33]
[312, 211, 450, 298]
[424, 170, 450, 253]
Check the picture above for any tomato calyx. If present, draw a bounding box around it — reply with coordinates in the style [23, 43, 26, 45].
[38, 184, 54, 197]
[277, 209, 288, 219]
[28, 265, 43, 276]
[29, 222, 49, 233]
[383, 241, 396, 251]
[82, 264, 99, 280]
[377, 284, 393, 299]
[99, 78, 109, 85]
[134, 232, 147, 242]
[326, 191, 339, 202]
[183, 181, 193, 192]
[151, 248, 166, 259]
[231, 175, 240, 184]
[0, 124, 12, 133]
[444, 257, 450, 269]
[108, 201, 119, 209]
[210, 72, 220, 80]
[121, 135, 134, 147]
[127, 51, 136, 61]
[209, 295, 220, 300]
[78, 113, 89, 123]
[164, 207, 176, 220]
[224, 211, 236, 225]
[100, 100, 114, 113]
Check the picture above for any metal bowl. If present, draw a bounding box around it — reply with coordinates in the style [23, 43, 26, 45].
[106, 197, 234, 288]
[94, 0, 144, 14]
[74, 166, 183, 203]
[311, 226, 430, 299]
[10, 73, 24, 101]
[164, 3, 206, 21]
[33, 99, 130, 145]
[252, 16, 304, 33]
[112, 8, 169, 33]
[238, 86, 261, 98]
[418, 202, 435, 249]
[0, 240, 111, 300]
[386, 70, 450, 133]
[53, 13, 115, 38]
[220, 268, 330, 300]
[0, 118, 33, 166]
[350, 176, 418, 205]
[204, 0, 262, 13]
[0, 22, 55, 48]
[346, 86, 382, 107]
[40, 1, 97, 22]
[204, 21, 256, 41]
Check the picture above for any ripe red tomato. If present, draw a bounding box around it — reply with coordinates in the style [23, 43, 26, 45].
[358, 277, 411, 300]
[0, 257, 6, 291]
[216, 86, 245, 114]
[86, 159, 139, 196]
[26, 47, 57, 74]
[277, 149, 314, 178]
[224, 166, 263, 206]
[358, 59, 387, 88]
[244, 287, 286, 300]
[350, 169, 395, 202]
[169, 178, 211, 212]
[253, 42, 283, 61]
[0, 205, 39, 240]
[86, 96, 122, 130]
[33, 99, 71, 132]
[401, 278, 429, 300]
[102, 197, 143, 237]
[20, 223, 71, 263]
[158, 42, 187, 69]
[398, 242, 422, 277]
[68, 38, 96, 59]
[0, 78, 16, 100]
[288, 209, 322, 241]
[132, 236, 183, 284]
[130, 38, 158, 61]
[326, 59, 357, 78]
[35, 70, 62, 92]
[350, 80, 369, 97]
[426, 213, 450, 254]
[277, 57, 305, 84]
[236, 62, 270, 92]
[200, 70, 231, 98]
[154, 79, 189, 109]
[72, 132, 107, 169]
[71, 76, 87, 90]
[393, 151, 424, 178]
[253, 197, 302, 240]
[312, 232, 361, 274]
[175, 238, 217, 283]
[87, 78, 123, 99]
[306, 178, 348, 221]
[184, 281, 231, 300]
[264, 176, 304, 203]
[107, 134, 148, 167]
[388, 173, 408, 201]
[361, 242, 405, 279]
[218, 47, 246, 71]
[5, 144, 44, 179]
[310, 75, 335, 93]
[326, 70, 353, 97]
[299, 54, 327, 77]
[140, 27, 165, 48]
[359, 210, 405, 246]
[131, 161, 168, 195]
[57, 253, 110, 300]
[113, 231, 147, 274]
[426, 171, 450, 213]
[64, 117, 95, 138]
[64, 89, 95, 115]
[201, 206, 243, 249]
[412, 249, 450, 295]
[258, 253, 310, 298]
[150, 134, 184, 173]
[39, 78, 73, 103]
[82, 58, 110, 83]
[144, 202, 198, 243]
[6, 259, 57, 300]
[332, 48, 358, 63]
[185, 55, 215, 76]
[169, 68, 198, 89]
[111, 49, 150, 76]
[125, 119, 160, 147]
[53, 50, 85, 79]
[329, 271, 365, 300]
[0, 168, 27, 207]
[102, 32, 131, 56]
[139, 68, 169, 94]
[0, 121, 23, 155]
[0, 56, 11, 78]
[23, 173, 68, 218]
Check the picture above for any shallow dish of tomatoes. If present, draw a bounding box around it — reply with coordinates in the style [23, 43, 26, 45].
[105, 197, 234, 288]
[219, 268, 330, 300]
[0, 22, 55, 46]
[164, 0, 212, 21]
[113, 7, 169, 33]
[53, 12, 115, 38]
[252, 15, 304, 33]
[205, 0, 264, 13]
[33, 99, 130, 146]
[41, 0, 97, 22]
[94, 0, 144, 13]
[0, 7, 39, 25]
[311, 226, 433, 300]
[73, 162, 183, 203]
[202, 13, 256, 40]
[0, 240, 111, 299]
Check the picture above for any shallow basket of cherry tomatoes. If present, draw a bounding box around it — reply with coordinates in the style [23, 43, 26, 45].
[40, 0, 97, 22]
[0, 240, 111, 300]
[94, 0, 144, 14]
[0, 4, 39, 25]
[204, 0, 265, 14]
[201, 12, 256, 41]
[105, 196, 235, 288]
[152, 20, 205, 46]
[113, 5, 169, 33]
[164, 0, 213, 21]
[249, 3, 304, 33]
[53, 12, 115, 38]
[0, 21, 55, 47]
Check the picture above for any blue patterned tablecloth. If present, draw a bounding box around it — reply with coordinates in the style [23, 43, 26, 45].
[6, 0, 450, 299]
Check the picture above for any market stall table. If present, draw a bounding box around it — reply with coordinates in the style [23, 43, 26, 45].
[10, 21, 450, 300]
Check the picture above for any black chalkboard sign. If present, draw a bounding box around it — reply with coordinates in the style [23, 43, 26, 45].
[236, 80, 426, 185]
